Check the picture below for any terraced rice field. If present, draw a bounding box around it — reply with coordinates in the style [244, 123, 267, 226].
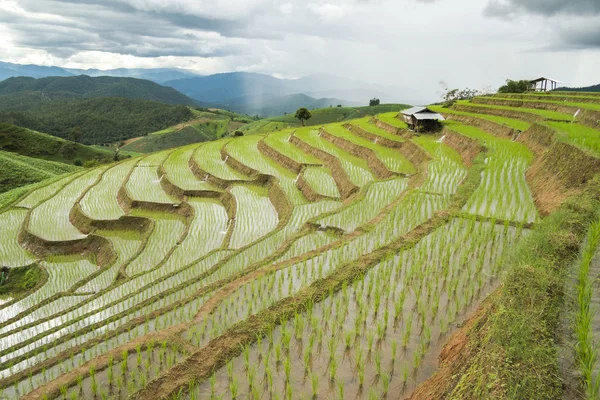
[1, 93, 600, 400]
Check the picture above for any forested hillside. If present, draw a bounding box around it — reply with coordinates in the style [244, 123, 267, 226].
[0, 123, 124, 165]
[0, 75, 197, 107]
[0, 97, 193, 144]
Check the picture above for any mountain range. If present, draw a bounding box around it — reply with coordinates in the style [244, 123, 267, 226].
[0, 75, 197, 110]
[0, 62, 417, 115]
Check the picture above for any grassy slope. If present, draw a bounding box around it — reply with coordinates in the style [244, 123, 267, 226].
[240, 103, 411, 133]
[121, 109, 251, 153]
[449, 180, 600, 399]
[0, 97, 194, 145]
[0, 123, 119, 165]
[0, 150, 81, 193]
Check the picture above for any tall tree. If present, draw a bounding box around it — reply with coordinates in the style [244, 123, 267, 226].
[498, 79, 531, 94]
[295, 107, 312, 126]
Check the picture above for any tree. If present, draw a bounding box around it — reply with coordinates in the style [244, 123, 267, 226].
[67, 126, 82, 143]
[438, 81, 481, 102]
[295, 108, 312, 126]
[498, 79, 531, 94]
[369, 98, 380, 106]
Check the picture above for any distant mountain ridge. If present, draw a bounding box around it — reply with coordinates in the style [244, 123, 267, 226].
[0, 61, 198, 83]
[554, 83, 600, 93]
[164, 72, 404, 110]
[0, 75, 197, 108]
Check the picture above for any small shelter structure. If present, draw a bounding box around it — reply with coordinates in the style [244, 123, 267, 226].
[529, 77, 560, 92]
[401, 107, 445, 132]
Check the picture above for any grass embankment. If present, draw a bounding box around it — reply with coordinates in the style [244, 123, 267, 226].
[0, 264, 44, 297]
[574, 220, 600, 399]
[0, 150, 81, 193]
[545, 121, 600, 158]
[240, 104, 411, 134]
[456, 100, 573, 121]
[433, 177, 600, 399]
[0, 123, 119, 166]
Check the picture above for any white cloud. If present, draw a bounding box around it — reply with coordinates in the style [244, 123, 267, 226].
[0, 0, 598, 102]
[308, 3, 346, 21]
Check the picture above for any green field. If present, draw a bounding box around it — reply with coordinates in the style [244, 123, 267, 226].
[121, 109, 250, 153]
[0, 96, 599, 400]
[241, 103, 411, 133]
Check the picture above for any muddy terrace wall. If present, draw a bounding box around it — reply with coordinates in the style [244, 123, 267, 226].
[18, 217, 116, 267]
[319, 128, 395, 179]
[453, 104, 542, 124]
[343, 123, 404, 148]
[444, 114, 519, 139]
[472, 98, 600, 129]
[371, 117, 413, 138]
[442, 129, 485, 168]
[257, 138, 306, 174]
[520, 124, 600, 215]
[289, 134, 358, 199]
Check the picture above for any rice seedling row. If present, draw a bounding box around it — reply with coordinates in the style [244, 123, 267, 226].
[0, 232, 141, 335]
[228, 185, 279, 249]
[458, 101, 574, 121]
[350, 117, 406, 143]
[225, 135, 306, 205]
[125, 211, 186, 275]
[316, 178, 408, 232]
[446, 122, 538, 223]
[428, 106, 531, 131]
[413, 136, 467, 195]
[187, 218, 523, 399]
[125, 163, 177, 205]
[0, 209, 36, 268]
[0, 257, 97, 326]
[16, 171, 88, 210]
[193, 140, 251, 182]
[79, 159, 137, 221]
[29, 168, 106, 241]
[301, 166, 340, 198]
[163, 145, 220, 192]
[295, 128, 374, 187]
[263, 130, 322, 165]
[324, 123, 415, 174]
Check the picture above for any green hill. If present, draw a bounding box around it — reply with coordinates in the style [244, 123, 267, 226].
[0, 75, 197, 109]
[0, 97, 193, 145]
[0, 149, 80, 193]
[121, 108, 251, 153]
[240, 103, 410, 133]
[0, 123, 127, 165]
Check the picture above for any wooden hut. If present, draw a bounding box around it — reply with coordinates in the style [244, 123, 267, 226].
[529, 77, 560, 92]
[401, 107, 445, 132]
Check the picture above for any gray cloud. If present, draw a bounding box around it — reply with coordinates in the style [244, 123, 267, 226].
[484, 0, 600, 17]
[483, 0, 600, 49]
[558, 21, 600, 49]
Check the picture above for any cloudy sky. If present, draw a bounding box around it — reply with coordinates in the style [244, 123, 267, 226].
[0, 0, 599, 100]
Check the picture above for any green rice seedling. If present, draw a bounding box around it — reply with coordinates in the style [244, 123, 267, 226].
[374, 352, 382, 378]
[330, 356, 338, 382]
[284, 356, 292, 383]
[209, 373, 217, 396]
[230, 375, 239, 399]
[226, 360, 234, 381]
[311, 372, 319, 399]
[382, 372, 391, 396]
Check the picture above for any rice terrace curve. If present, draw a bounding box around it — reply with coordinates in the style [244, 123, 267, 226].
[1, 91, 600, 400]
